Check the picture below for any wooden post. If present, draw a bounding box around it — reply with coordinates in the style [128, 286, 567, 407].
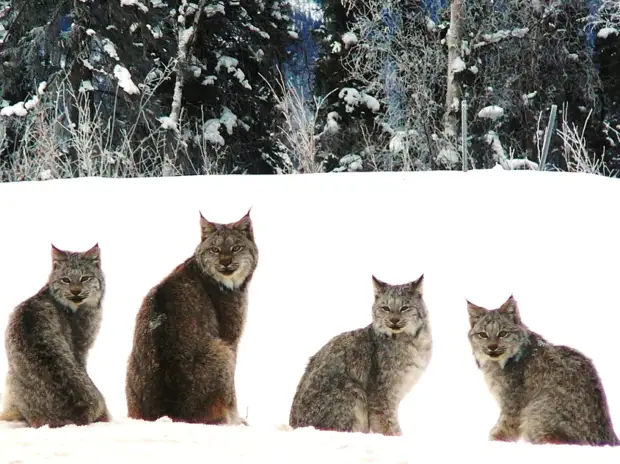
[461, 98, 468, 171]
[539, 104, 557, 171]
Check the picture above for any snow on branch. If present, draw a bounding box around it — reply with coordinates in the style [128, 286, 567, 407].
[120, 0, 149, 13]
[339, 88, 380, 113]
[0, 82, 46, 117]
[485, 131, 538, 170]
[474, 27, 529, 48]
[588, 0, 620, 38]
[113, 65, 140, 95]
[477, 105, 504, 121]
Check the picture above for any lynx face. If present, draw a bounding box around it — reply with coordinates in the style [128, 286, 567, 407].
[467, 296, 529, 367]
[49, 244, 104, 311]
[195, 210, 259, 290]
[371, 274, 427, 336]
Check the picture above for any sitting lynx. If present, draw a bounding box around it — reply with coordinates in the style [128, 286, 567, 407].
[125, 210, 258, 425]
[467, 295, 619, 446]
[1, 244, 110, 428]
[289, 274, 432, 435]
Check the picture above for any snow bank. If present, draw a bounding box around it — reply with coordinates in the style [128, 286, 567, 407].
[1, 171, 620, 461]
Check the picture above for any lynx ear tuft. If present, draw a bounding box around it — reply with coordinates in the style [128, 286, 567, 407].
[408, 274, 424, 295]
[371, 275, 388, 297]
[199, 211, 218, 240]
[467, 300, 488, 327]
[51, 244, 68, 269]
[231, 209, 254, 241]
[83, 243, 101, 267]
[498, 294, 521, 323]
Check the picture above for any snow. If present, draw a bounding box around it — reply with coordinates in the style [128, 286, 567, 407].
[202, 75, 217, 85]
[0, 101, 27, 117]
[202, 119, 225, 145]
[287, 0, 323, 22]
[452, 56, 466, 73]
[219, 107, 238, 135]
[216, 55, 239, 73]
[204, 1, 225, 17]
[24, 95, 39, 110]
[179, 26, 194, 49]
[482, 28, 529, 43]
[597, 27, 618, 39]
[2, 172, 620, 461]
[158, 116, 178, 131]
[102, 39, 120, 61]
[147, 24, 163, 39]
[334, 154, 363, 172]
[120, 0, 149, 10]
[217, 57, 246, 85]
[478, 105, 505, 120]
[522, 91, 537, 105]
[323, 111, 340, 135]
[362, 94, 380, 112]
[437, 146, 460, 164]
[339, 88, 380, 113]
[341, 31, 358, 47]
[113, 65, 140, 95]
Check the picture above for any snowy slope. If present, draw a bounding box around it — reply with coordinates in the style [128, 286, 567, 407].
[1, 170, 620, 461]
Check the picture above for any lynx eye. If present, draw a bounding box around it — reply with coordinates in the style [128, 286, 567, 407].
[60, 277, 71, 284]
[380, 306, 390, 312]
[498, 330, 508, 338]
[399, 305, 411, 312]
[209, 247, 221, 254]
[231, 245, 243, 253]
[80, 276, 92, 283]
[477, 332, 488, 339]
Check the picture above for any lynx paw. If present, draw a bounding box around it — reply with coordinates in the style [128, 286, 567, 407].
[489, 425, 518, 442]
[0, 406, 25, 422]
[237, 417, 249, 426]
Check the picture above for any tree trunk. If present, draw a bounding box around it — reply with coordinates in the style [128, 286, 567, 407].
[444, 0, 464, 139]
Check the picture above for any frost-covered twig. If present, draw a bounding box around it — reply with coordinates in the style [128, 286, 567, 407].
[587, 0, 620, 35]
[557, 104, 613, 176]
[0, 65, 213, 182]
[338, 0, 449, 170]
[263, 68, 336, 173]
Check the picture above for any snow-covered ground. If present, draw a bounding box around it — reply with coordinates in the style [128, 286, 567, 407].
[1, 170, 620, 461]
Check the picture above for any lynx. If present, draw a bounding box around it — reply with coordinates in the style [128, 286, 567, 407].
[467, 295, 619, 446]
[125, 210, 258, 425]
[0, 244, 110, 428]
[289, 274, 432, 435]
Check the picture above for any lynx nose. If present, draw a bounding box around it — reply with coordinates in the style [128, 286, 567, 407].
[219, 255, 232, 267]
[389, 317, 400, 325]
[70, 287, 82, 296]
[487, 342, 499, 351]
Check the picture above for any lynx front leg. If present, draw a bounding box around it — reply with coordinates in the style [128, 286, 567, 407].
[369, 408, 402, 436]
[489, 413, 520, 442]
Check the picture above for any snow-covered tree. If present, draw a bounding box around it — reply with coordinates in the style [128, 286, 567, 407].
[0, 0, 295, 179]
[311, 0, 453, 171]
[455, 0, 599, 170]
